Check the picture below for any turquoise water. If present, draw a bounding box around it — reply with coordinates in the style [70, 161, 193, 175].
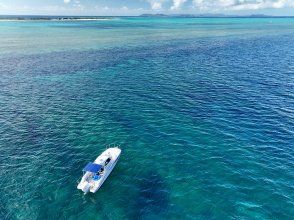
[0, 17, 293, 219]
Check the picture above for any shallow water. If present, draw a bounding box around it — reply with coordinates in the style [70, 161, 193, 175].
[0, 17, 293, 219]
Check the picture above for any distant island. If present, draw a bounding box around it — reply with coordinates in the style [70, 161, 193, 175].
[139, 13, 293, 18]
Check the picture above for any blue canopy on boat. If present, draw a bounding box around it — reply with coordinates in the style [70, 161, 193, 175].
[83, 162, 102, 173]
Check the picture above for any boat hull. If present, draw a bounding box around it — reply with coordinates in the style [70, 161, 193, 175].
[77, 147, 121, 194]
[90, 152, 120, 193]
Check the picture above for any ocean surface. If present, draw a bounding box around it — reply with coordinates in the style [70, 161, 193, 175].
[0, 17, 293, 219]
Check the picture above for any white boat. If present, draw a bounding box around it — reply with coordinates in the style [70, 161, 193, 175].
[77, 147, 121, 194]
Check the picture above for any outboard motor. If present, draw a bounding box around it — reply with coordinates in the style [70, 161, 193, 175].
[81, 182, 91, 194]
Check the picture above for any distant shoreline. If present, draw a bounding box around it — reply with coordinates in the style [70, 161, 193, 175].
[0, 14, 293, 21]
[0, 16, 115, 21]
[139, 13, 294, 18]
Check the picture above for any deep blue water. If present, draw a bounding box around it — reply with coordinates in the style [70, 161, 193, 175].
[0, 18, 293, 219]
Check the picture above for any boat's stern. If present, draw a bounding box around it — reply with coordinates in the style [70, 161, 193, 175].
[77, 180, 91, 194]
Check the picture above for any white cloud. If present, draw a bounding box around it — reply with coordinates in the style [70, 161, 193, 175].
[171, 0, 187, 10]
[72, 0, 84, 10]
[94, 5, 110, 11]
[0, 2, 8, 9]
[193, 0, 294, 11]
[147, 0, 165, 10]
[64, 0, 71, 4]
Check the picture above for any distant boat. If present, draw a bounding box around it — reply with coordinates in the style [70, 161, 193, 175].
[77, 147, 121, 194]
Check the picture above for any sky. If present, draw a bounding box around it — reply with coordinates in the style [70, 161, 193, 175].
[0, 0, 293, 16]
